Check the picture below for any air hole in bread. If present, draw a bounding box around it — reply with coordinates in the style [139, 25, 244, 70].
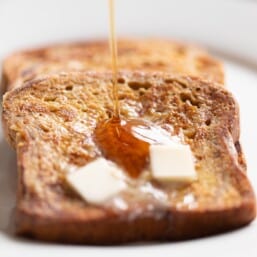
[40, 126, 50, 133]
[205, 119, 211, 126]
[117, 77, 125, 84]
[180, 93, 201, 108]
[65, 85, 73, 91]
[139, 90, 145, 96]
[164, 79, 174, 84]
[106, 110, 112, 118]
[195, 155, 203, 161]
[118, 95, 125, 100]
[128, 81, 152, 90]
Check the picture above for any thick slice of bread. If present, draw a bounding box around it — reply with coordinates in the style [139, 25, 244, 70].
[1, 39, 224, 92]
[2, 71, 255, 244]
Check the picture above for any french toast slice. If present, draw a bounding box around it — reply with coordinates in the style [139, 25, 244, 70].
[2, 71, 255, 244]
[1, 39, 224, 92]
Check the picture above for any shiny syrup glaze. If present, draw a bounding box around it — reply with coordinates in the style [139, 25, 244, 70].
[94, 117, 176, 178]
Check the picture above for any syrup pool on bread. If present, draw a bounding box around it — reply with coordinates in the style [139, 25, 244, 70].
[94, 117, 182, 179]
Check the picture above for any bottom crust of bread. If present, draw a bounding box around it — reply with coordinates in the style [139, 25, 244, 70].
[16, 200, 255, 245]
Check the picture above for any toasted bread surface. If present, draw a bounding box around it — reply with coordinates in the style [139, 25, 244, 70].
[1, 39, 224, 92]
[2, 71, 255, 244]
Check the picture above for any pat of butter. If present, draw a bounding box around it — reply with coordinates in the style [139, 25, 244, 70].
[150, 144, 197, 181]
[66, 158, 126, 204]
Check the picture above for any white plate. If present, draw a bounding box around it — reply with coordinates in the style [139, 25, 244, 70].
[0, 0, 257, 256]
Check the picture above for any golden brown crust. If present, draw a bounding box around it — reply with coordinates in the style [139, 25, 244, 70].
[16, 199, 255, 244]
[2, 71, 255, 244]
[1, 39, 224, 92]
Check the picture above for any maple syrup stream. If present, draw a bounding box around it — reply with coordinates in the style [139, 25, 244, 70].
[108, 0, 120, 118]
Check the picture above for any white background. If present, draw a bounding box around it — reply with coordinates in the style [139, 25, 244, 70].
[0, 0, 257, 256]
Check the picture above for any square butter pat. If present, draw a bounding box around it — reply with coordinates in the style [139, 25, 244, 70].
[66, 158, 126, 204]
[150, 144, 197, 181]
